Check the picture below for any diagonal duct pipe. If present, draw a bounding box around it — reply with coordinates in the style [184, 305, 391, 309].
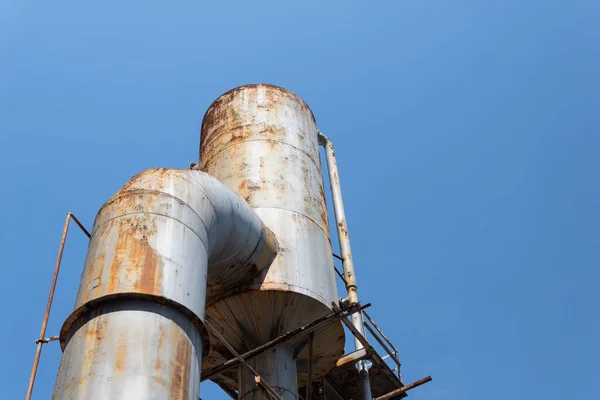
[52, 168, 278, 400]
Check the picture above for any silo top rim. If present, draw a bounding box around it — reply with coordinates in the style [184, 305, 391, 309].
[201, 84, 317, 127]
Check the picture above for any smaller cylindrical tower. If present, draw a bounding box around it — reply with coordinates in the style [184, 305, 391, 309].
[200, 84, 345, 397]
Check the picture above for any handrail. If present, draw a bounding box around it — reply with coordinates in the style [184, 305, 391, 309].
[363, 310, 399, 359]
[333, 263, 403, 379]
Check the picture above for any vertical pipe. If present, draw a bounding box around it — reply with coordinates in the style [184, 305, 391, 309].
[306, 333, 314, 400]
[238, 347, 298, 400]
[317, 131, 373, 400]
[26, 213, 72, 400]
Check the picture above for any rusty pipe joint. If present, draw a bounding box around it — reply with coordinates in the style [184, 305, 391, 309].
[53, 168, 278, 400]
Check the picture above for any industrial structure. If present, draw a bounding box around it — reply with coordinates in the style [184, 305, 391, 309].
[27, 84, 431, 399]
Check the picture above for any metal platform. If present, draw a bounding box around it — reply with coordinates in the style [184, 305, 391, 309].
[299, 347, 406, 400]
[201, 300, 417, 400]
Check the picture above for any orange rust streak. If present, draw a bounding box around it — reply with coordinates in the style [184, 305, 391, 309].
[115, 335, 127, 373]
[170, 334, 191, 399]
[102, 213, 163, 297]
[136, 242, 162, 294]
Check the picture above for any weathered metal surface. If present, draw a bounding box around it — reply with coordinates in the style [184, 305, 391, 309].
[53, 299, 202, 399]
[67, 168, 277, 319]
[200, 84, 344, 392]
[53, 168, 277, 399]
[238, 346, 297, 400]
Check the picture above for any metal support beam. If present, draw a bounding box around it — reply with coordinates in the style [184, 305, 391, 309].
[373, 376, 432, 400]
[26, 212, 90, 400]
[335, 348, 369, 367]
[332, 304, 370, 350]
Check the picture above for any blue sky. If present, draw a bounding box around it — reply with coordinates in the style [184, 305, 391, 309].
[1, 1, 598, 399]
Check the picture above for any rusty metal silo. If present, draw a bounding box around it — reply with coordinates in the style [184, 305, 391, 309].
[31, 83, 429, 400]
[199, 84, 345, 399]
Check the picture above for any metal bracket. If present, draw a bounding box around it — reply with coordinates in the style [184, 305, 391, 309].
[35, 336, 60, 344]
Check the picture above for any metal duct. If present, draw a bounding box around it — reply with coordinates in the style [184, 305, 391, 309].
[52, 168, 277, 400]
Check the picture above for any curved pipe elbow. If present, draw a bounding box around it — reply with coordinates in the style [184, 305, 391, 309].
[106, 168, 280, 301]
[66, 168, 278, 343]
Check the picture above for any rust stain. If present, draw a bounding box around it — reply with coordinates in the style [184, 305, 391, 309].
[318, 182, 329, 232]
[137, 241, 162, 295]
[199, 84, 314, 169]
[91, 252, 105, 299]
[201, 85, 315, 151]
[86, 318, 106, 341]
[169, 335, 191, 399]
[338, 222, 349, 239]
[158, 328, 166, 351]
[105, 213, 162, 296]
[115, 335, 127, 373]
[83, 318, 106, 369]
[155, 327, 166, 373]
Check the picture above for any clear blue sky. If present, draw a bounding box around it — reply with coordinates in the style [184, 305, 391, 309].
[1, 1, 598, 399]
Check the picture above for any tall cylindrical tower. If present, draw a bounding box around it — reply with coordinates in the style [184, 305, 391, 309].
[200, 84, 345, 398]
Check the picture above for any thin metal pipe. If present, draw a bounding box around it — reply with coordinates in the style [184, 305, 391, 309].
[317, 132, 358, 305]
[26, 212, 89, 400]
[372, 376, 432, 400]
[306, 333, 314, 400]
[318, 131, 372, 400]
[334, 266, 346, 284]
[69, 213, 91, 238]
